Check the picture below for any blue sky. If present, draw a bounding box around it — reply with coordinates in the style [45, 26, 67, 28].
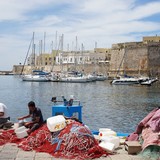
[0, 0, 160, 70]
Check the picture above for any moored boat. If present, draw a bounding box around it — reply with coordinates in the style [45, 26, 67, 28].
[22, 70, 50, 82]
[59, 75, 90, 83]
[140, 77, 158, 86]
[96, 74, 108, 81]
[111, 76, 139, 85]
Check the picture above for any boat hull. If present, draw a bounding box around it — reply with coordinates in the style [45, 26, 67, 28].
[22, 75, 50, 82]
[112, 80, 139, 85]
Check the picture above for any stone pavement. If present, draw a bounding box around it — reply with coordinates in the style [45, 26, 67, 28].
[0, 143, 150, 160]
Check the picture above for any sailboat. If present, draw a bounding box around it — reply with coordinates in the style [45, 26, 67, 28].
[21, 32, 50, 82]
[22, 70, 50, 82]
[57, 37, 91, 83]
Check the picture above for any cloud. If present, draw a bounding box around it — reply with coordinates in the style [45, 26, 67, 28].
[0, 0, 160, 70]
[0, 0, 57, 21]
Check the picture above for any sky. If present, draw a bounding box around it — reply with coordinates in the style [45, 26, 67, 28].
[0, 0, 160, 70]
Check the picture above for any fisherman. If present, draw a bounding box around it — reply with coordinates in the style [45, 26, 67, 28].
[0, 103, 9, 125]
[18, 101, 44, 134]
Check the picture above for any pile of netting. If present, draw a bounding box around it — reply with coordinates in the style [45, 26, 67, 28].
[0, 120, 108, 159]
[0, 129, 21, 145]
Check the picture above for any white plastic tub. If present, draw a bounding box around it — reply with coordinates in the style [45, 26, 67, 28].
[47, 115, 66, 132]
[15, 126, 26, 133]
[99, 141, 115, 152]
[15, 126, 28, 138]
[100, 135, 120, 148]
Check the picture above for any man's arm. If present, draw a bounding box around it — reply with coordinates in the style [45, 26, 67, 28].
[18, 114, 31, 120]
[24, 116, 40, 127]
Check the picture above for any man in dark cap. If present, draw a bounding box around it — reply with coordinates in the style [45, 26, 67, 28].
[18, 101, 44, 134]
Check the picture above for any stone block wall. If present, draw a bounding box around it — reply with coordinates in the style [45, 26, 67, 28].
[148, 43, 160, 77]
[109, 43, 150, 77]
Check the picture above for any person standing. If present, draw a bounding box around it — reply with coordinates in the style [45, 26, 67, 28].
[0, 103, 9, 125]
[18, 101, 44, 134]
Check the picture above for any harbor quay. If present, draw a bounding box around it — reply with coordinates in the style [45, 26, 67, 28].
[0, 142, 149, 160]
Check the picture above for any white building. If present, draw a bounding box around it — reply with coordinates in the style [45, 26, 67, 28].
[55, 51, 92, 65]
[27, 49, 108, 66]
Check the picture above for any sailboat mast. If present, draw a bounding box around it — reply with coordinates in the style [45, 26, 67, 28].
[51, 41, 54, 66]
[75, 36, 78, 70]
[43, 32, 46, 53]
[116, 42, 126, 77]
[60, 34, 64, 71]
[55, 31, 57, 50]
[81, 43, 84, 71]
[32, 32, 35, 67]
[20, 33, 33, 75]
[40, 40, 43, 66]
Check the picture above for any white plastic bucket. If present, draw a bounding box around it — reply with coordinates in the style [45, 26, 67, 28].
[47, 115, 66, 132]
[15, 126, 28, 138]
[15, 126, 26, 133]
[100, 135, 120, 148]
[99, 141, 115, 152]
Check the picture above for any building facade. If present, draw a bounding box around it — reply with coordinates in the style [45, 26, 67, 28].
[143, 36, 160, 43]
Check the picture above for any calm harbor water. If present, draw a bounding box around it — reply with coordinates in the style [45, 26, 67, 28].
[0, 75, 160, 133]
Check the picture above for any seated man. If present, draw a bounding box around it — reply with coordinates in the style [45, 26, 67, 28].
[18, 101, 44, 134]
[0, 103, 9, 127]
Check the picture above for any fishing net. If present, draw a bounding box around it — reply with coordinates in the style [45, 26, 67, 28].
[139, 145, 160, 160]
[0, 129, 22, 145]
[52, 122, 108, 159]
[0, 120, 108, 159]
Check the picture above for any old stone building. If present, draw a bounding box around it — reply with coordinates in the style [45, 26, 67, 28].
[109, 37, 160, 77]
[143, 36, 160, 43]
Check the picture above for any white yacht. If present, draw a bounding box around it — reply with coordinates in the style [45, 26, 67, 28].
[59, 76, 90, 83]
[22, 70, 50, 82]
[111, 76, 139, 85]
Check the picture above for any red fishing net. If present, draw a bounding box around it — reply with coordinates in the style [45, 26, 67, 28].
[0, 120, 108, 159]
